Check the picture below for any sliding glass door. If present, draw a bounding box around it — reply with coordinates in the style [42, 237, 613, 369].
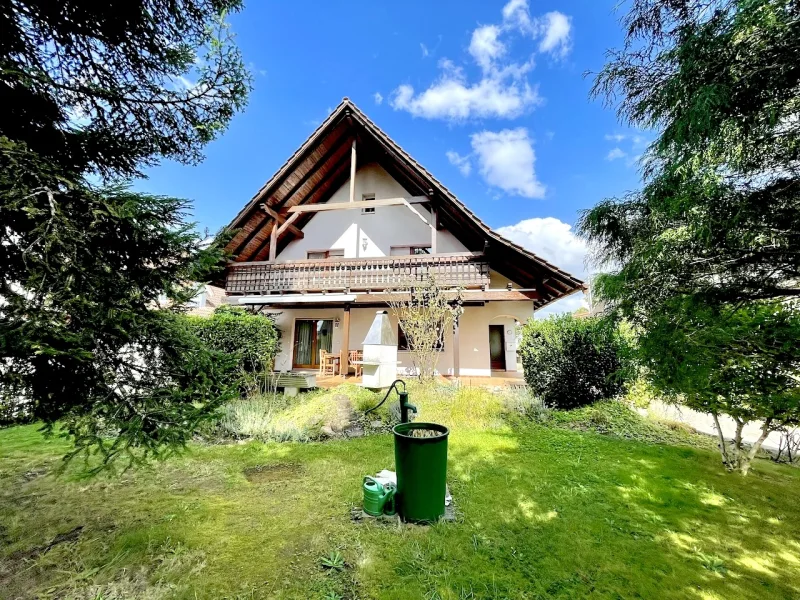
[292, 319, 333, 369]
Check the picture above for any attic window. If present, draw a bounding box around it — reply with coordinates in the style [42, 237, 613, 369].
[390, 245, 432, 256]
[307, 249, 345, 260]
[361, 193, 375, 214]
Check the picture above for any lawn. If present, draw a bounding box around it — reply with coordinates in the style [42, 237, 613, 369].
[1, 390, 799, 599]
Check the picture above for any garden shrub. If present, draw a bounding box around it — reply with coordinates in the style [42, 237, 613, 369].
[183, 306, 279, 392]
[518, 314, 633, 409]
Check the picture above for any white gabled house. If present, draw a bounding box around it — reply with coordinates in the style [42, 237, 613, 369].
[220, 99, 584, 377]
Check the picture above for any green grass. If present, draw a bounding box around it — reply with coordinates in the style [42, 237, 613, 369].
[1, 389, 800, 599]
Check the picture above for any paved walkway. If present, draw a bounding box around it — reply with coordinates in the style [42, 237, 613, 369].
[646, 400, 782, 451]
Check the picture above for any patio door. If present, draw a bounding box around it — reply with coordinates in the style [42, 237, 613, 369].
[292, 319, 333, 369]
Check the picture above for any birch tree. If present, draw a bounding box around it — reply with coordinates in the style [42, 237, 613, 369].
[387, 275, 463, 382]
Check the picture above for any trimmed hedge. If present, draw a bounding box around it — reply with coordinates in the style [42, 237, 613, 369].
[183, 306, 279, 391]
[519, 314, 633, 409]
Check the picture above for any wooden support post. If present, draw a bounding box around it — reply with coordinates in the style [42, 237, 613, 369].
[340, 305, 351, 377]
[453, 318, 460, 378]
[276, 212, 302, 237]
[268, 222, 278, 262]
[349, 140, 356, 203]
[431, 204, 438, 254]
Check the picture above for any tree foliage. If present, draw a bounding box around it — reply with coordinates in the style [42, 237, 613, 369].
[580, 0, 800, 473]
[1, 0, 250, 177]
[0, 0, 250, 464]
[519, 315, 634, 410]
[638, 298, 800, 473]
[583, 0, 799, 305]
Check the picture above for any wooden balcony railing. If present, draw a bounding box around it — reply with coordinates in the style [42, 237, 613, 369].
[225, 252, 490, 295]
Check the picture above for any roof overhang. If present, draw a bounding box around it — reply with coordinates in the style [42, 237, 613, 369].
[222, 98, 585, 309]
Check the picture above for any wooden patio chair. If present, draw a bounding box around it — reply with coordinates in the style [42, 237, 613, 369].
[319, 350, 337, 377]
[348, 350, 363, 378]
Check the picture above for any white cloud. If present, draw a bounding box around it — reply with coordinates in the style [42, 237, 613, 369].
[606, 147, 627, 161]
[502, 0, 533, 31]
[503, 2, 572, 58]
[373, 92, 383, 105]
[390, 0, 571, 122]
[446, 150, 472, 176]
[471, 128, 544, 198]
[420, 43, 429, 57]
[391, 75, 541, 121]
[469, 25, 506, 72]
[496, 216, 589, 316]
[535, 12, 572, 57]
[604, 133, 626, 142]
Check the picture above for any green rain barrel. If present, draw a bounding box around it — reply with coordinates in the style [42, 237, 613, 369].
[393, 422, 449, 523]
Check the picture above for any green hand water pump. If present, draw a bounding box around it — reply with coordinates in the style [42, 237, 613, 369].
[364, 379, 417, 423]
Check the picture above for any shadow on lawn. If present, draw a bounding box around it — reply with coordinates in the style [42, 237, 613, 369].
[2, 424, 800, 600]
[446, 425, 800, 600]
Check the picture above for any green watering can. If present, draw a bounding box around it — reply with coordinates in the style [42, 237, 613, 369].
[362, 476, 396, 517]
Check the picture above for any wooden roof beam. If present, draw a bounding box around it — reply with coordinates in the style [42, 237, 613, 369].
[228, 129, 353, 257]
[286, 196, 429, 214]
[241, 152, 353, 261]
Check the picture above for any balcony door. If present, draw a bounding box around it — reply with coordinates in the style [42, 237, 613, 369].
[293, 319, 333, 369]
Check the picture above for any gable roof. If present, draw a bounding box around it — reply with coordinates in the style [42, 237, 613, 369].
[223, 98, 585, 309]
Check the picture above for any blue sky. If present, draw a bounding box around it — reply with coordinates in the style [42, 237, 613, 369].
[137, 0, 647, 314]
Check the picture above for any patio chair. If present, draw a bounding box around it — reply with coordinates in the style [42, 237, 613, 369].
[319, 350, 337, 377]
[348, 350, 363, 378]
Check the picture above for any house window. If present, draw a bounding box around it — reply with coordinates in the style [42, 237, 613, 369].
[390, 245, 432, 256]
[307, 249, 345, 260]
[397, 324, 444, 351]
[361, 193, 376, 215]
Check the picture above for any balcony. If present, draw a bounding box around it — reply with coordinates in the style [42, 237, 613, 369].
[225, 252, 490, 295]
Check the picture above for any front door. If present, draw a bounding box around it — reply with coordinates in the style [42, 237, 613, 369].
[489, 325, 506, 371]
[292, 319, 333, 369]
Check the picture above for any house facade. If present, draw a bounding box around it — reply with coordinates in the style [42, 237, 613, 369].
[220, 99, 584, 377]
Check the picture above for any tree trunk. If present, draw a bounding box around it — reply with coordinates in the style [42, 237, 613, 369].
[740, 418, 773, 476]
[711, 413, 730, 468]
[731, 418, 745, 470]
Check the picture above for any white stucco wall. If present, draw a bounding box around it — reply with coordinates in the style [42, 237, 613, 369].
[263, 299, 533, 377]
[277, 163, 467, 261]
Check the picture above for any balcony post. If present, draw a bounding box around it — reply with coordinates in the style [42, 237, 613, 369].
[453, 316, 460, 378]
[340, 305, 351, 377]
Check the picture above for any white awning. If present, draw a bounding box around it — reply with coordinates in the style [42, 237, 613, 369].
[237, 294, 357, 305]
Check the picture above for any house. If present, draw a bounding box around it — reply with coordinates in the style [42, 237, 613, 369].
[220, 98, 584, 378]
[185, 284, 227, 317]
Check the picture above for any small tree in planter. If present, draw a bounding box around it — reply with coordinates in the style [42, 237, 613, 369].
[387, 275, 463, 382]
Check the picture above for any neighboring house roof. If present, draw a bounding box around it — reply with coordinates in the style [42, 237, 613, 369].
[223, 98, 585, 309]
